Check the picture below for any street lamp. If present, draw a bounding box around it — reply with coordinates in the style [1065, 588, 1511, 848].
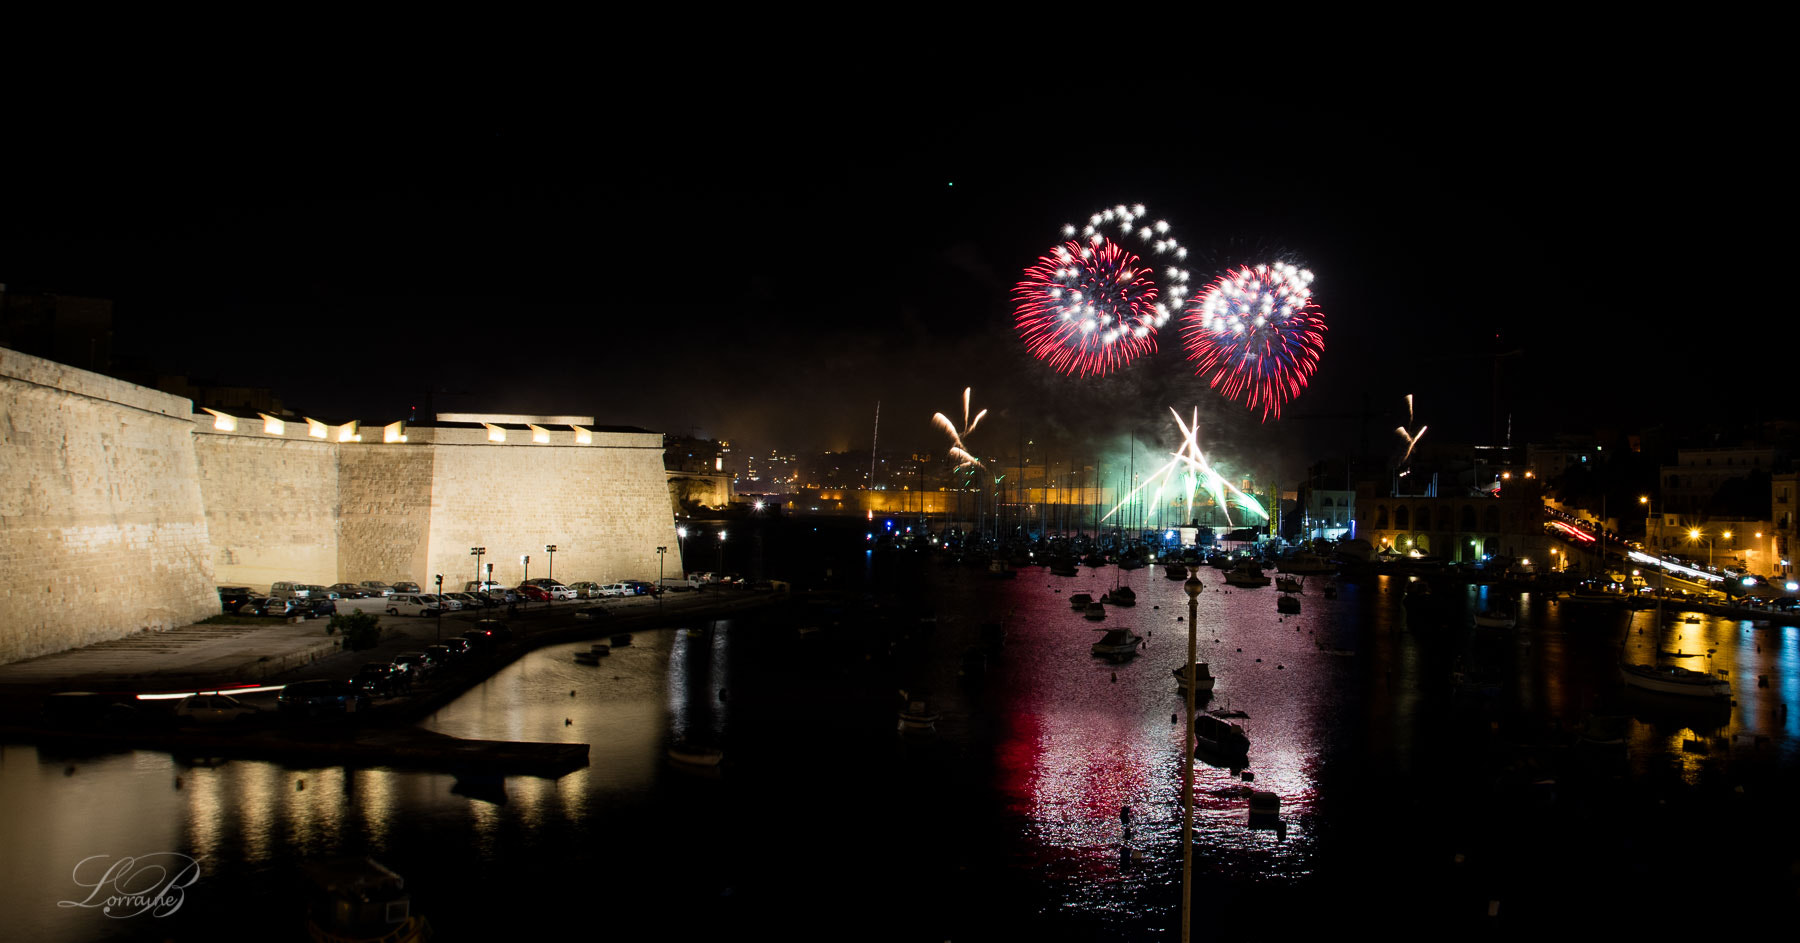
[434, 575, 443, 642]
[471, 547, 486, 590]
[545, 544, 557, 582]
[717, 530, 727, 579]
[1639, 496, 1652, 554]
[1181, 573, 1204, 943]
[521, 554, 530, 585]
[656, 546, 667, 600]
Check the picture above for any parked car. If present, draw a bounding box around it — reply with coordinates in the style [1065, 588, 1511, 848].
[269, 580, 313, 599]
[422, 645, 456, 668]
[468, 619, 512, 643]
[445, 591, 487, 610]
[254, 596, 303, 617]
[657, 577, 703, 591]
[278, 679, 371, 717]
[359, 581, 395, 596]
[386, 594, 448, 617]
[464, 580, 508, 594]
[353, 663, 407, 697]
[218, 586, 254, 612]
[174, 693, 262, 726]
[567, 581, 603, 599]
[481, 588, 519, 606]
[440, 638, 473, 657]
[621, 580, 656, 596]
[329, 583, 371, 599]
[303, 596, 338, 618]
[392, 652, 434, 680]
[391, 582, 422, 594]
[598, 583, 630, 597]
[524, 578, 576, 600]
[515, 584, 551, 602]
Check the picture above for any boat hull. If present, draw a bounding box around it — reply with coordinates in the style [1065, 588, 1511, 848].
[1619, 664, 1730, 698]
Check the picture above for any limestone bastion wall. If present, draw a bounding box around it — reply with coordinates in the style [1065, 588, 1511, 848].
[192, 424, 681, 596]
[418, 427, 680, 590]
[0, 348, 220, 665]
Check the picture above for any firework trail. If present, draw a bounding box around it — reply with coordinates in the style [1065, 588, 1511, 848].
[1180, 262, 1326, 421]
[1014, 204, 1191, 377]
[1396, 394, 1427, 465]
[931, 387, 987, 471]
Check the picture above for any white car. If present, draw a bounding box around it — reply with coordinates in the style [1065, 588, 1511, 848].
[546, 584, 577, 601]
[386, 594, 459, 617]
[598, 583, 630, 597]
[174, 693, 261, 726]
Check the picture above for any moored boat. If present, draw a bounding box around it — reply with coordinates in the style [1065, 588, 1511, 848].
[898, 700, 940, 731]
[1223, 562, 1270, 588]
[1069, 592, 1093, 609]
[1193, 714, 1250, 762]
[1277, 594, 1301, 614]
[1091, 628, 1142, 660]
[1172, 661, 1216, 692]
[1084, 601, 1106, 621]
[1105, 586, 1136, 607]
[303, 857, 430, 943]
[1473, 606, 1516, 629]
[668, 742, 725, 765]
[1619, 662, 1730, 698]
[1275, 574, 1303, 594]
[1165, 564, 1189, 580]
[573, 650, 601, 665]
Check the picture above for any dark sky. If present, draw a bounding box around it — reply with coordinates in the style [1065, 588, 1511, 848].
[4, 86, 1782, 480]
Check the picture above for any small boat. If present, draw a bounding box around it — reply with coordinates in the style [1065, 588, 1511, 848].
[1248, 790, 1281, 820]
[1473, 607, 1516, 629]
[1172, 662, 1216, 692]
[1106, 586, 1137, 607]
[1275, 574, 1303, 594]
[573, 650, 601, 665]
[610, 633, 632, 647]
[1050, 559, 1080, 577]
[1091, 628, 1143, 660]
[1118, 557, 1144, 570]
[1082, 553, 1108, 568]
[1165, 564, 1189, 581]
[1277, 594, 1301, 614]
[898, 700, 940, 731]
[1084, 601, 1107, 621]
[302, 858, 431, 943]
[1223, 562, 1270, 588]
[1193, 714, 1250, 762]
[668, 743, 724, 766]
[1619, 662, 1730, 698]
[1683, 613, 1701, 624]
[1069, 593, 1093, 610]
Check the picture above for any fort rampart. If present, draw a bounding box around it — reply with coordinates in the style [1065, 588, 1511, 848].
[1, 347, 681, 666]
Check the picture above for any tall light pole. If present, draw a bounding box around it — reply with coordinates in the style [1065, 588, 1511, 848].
[433, 574, 443, 642]
[1181, 573, 1203, 943]
[717, 530, 727, 579]
[1639, 496, 1652, 556]
[545, 544, 557, 583]
[471, 547, 486, 590]
[521, 554, 529, 586]
[676, 526, 688, 574]
[657, 546, 667, 603]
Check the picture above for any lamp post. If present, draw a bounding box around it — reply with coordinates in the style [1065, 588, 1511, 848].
[656, 547, 667, 603]
[434, 574, 443, 643]
[676, 526, 688, 574]
[545, 544, 557, 583]
[521, 554, 529, 586]
[471, 547, 486, 591]
[1181, 573, 1203, 943]
[1639, 496, 1652, 555]
[717, 530, 727, 580]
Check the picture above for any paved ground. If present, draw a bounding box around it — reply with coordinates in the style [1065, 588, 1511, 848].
[0, 589, 743, 699]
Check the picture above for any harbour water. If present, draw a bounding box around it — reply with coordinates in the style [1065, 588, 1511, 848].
[3, 551, 1798, 940]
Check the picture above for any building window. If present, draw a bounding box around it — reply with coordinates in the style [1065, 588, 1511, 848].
[1395, 506, 1410, 530]
[1417, 507, 1431, 531]
[1376, 506, 1388, 529]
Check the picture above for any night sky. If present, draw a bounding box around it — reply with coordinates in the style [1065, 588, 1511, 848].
[4, 90, 1781, 479]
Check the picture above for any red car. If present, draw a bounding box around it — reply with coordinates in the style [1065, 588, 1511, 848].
[515, 584, 551, 601]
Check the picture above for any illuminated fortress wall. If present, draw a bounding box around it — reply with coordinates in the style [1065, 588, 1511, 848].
[0, 347, 681, 666]
[0, 348, 219, 665]
[193, 421, 681, 595]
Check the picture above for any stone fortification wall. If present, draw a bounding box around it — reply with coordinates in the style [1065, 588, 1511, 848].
[0, 348, 219, 665]
[194, 425, 341, 589]
[419, 427, 679, 589]
[338, 443, 434, 586]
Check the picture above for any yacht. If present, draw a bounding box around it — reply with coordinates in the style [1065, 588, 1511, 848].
[1619, 663, 1730, 698]
[1193, 714, 1250, 763]
[1223, 561, 1270, 588]
[1091, 628, 1142, 661]
[1172, 662, 1216, 692]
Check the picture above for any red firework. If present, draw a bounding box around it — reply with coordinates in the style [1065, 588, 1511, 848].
[1013, 239, 1161, 378]
[1180, 262, 1326, 421]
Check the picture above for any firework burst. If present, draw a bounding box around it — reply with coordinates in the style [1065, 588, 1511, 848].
[1180, 261, 1326, 421]
[1014, 204, 1190, 377]
[932, 387, 987, 471]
